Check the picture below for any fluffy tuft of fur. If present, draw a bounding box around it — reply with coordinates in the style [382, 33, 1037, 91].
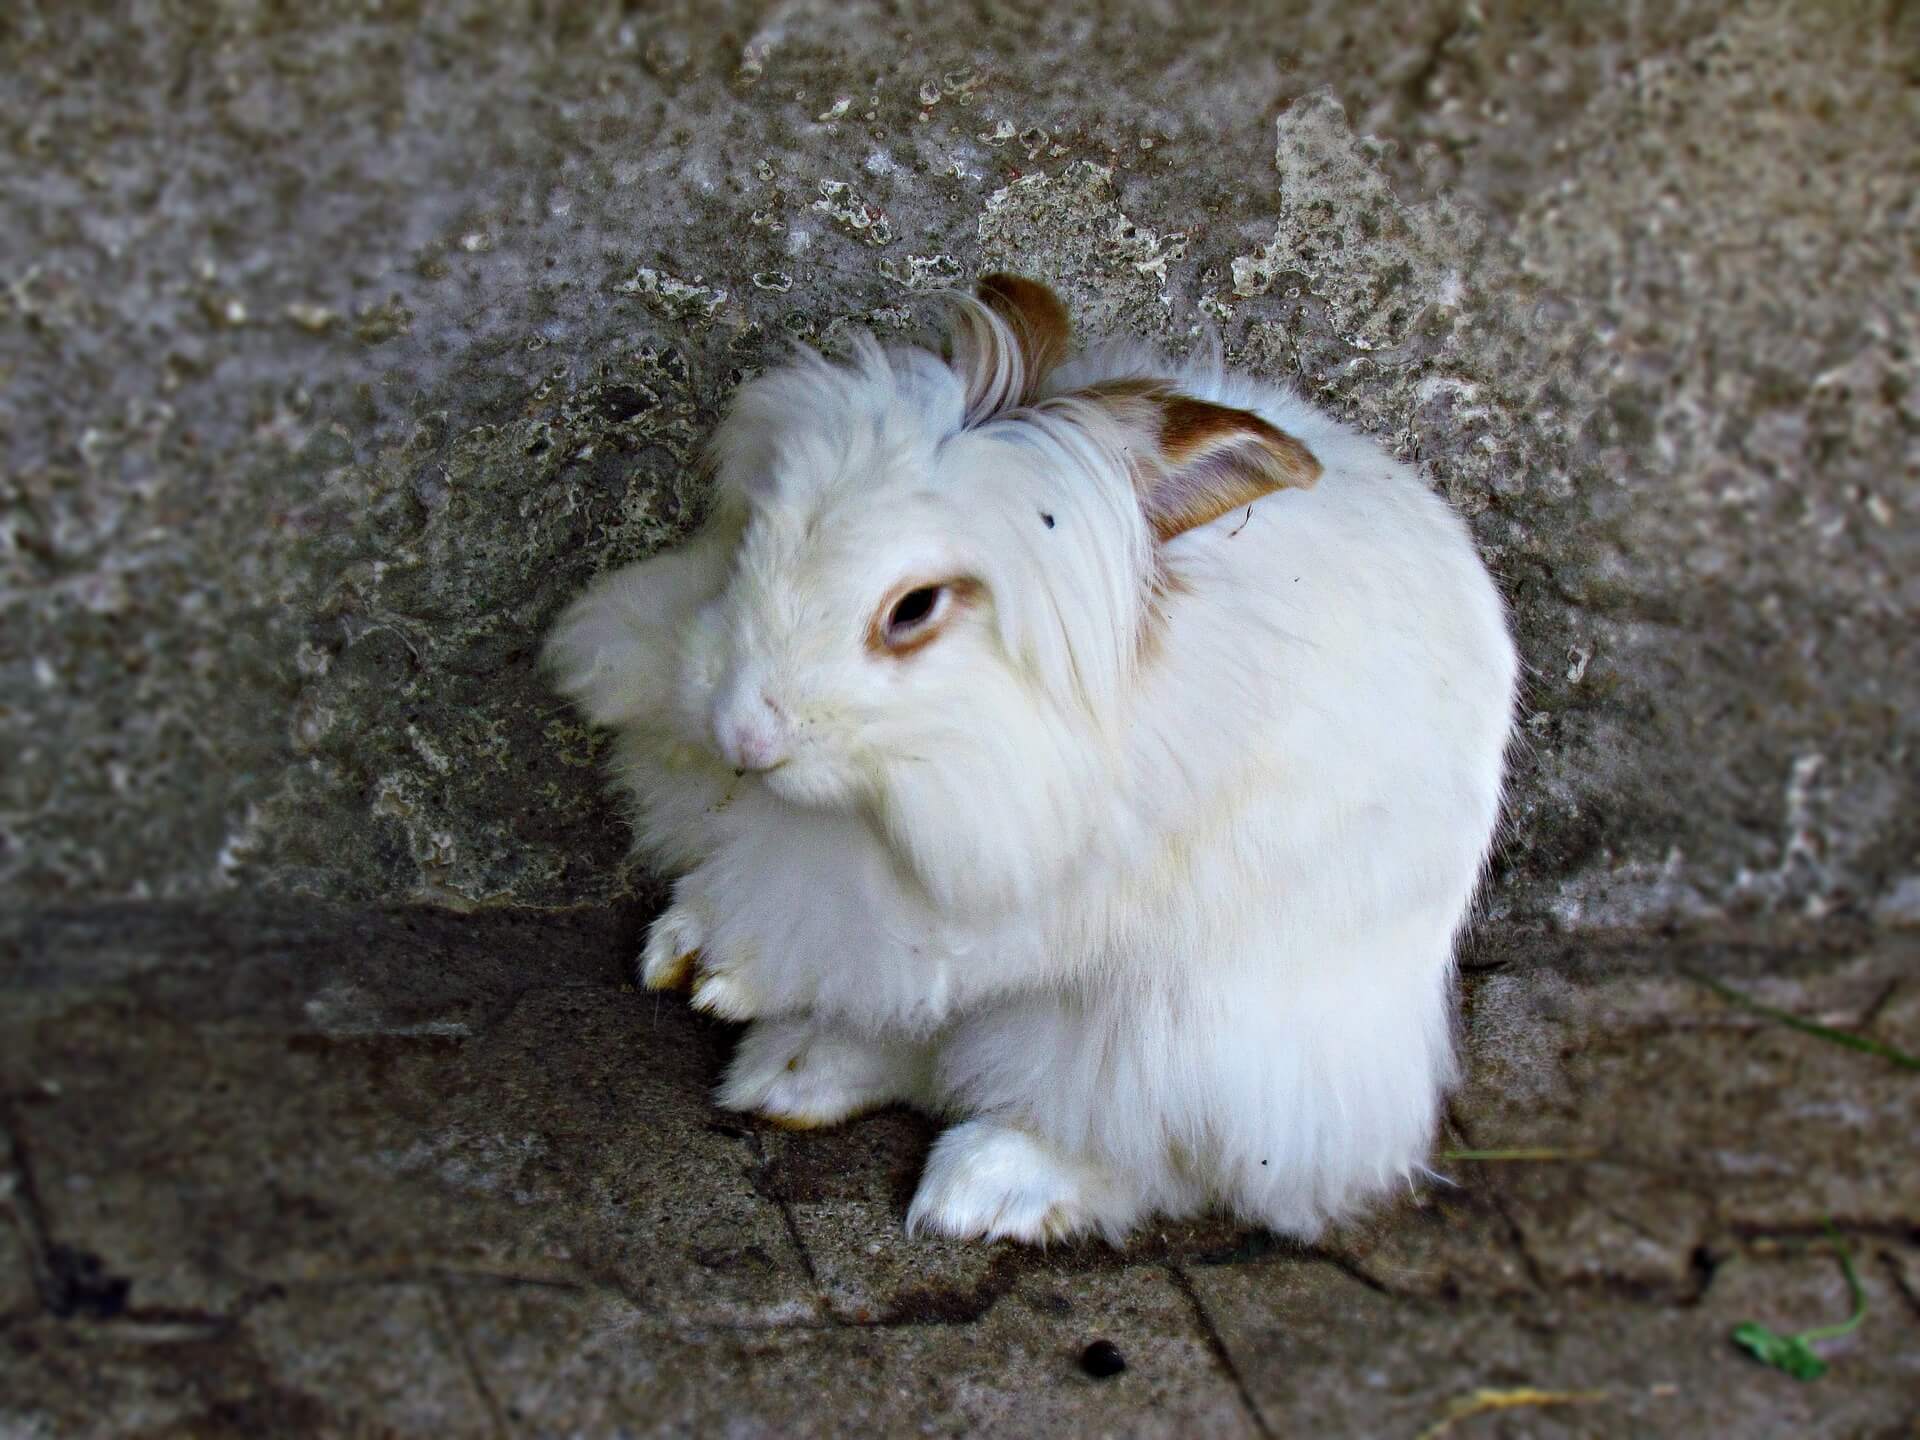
[544, 276, 1518, 1244]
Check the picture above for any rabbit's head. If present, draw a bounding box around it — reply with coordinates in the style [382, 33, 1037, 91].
[680, 276, 1320, 915]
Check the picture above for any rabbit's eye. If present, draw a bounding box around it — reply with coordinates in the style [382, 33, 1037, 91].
[871, 578, 978, 656]
[890, 587, 941, 632]
[872, 581, 964, 656]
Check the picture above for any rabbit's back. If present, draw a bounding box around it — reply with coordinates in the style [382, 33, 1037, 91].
[1092, 349, 1514, 876]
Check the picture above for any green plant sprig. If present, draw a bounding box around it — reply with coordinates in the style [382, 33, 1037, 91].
[1730, 1222, 1867, 1382]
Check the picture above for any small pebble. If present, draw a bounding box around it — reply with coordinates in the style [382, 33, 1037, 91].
[1079, 1339, 1126, 1379]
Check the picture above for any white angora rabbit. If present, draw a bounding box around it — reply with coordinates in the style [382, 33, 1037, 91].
[546, 275, 1517, 1244]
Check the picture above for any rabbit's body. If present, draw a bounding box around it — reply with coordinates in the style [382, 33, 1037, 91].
[547, 280, 1516, 1243]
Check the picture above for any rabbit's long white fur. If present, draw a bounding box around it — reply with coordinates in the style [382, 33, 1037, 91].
[546, 280, 1517, 1243]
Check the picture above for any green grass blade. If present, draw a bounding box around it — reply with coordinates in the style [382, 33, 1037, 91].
[1797, 1223, 1867, 1344]
[1683, 971, 1920, 1071]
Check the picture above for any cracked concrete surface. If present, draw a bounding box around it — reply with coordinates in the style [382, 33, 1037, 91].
[4, 0, 1918, 1435]
[2, 908, 1916, 1436]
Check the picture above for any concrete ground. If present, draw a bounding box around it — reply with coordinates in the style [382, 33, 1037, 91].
[3, 906, 1915, 1437]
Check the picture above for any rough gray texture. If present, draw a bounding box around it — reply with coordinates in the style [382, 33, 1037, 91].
[2, 906, 1916, 1436]
[4, 1, 1915, 932]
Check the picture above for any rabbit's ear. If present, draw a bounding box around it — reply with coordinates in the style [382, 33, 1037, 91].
[976, 274, 1072, 388]
[1068, 381, 1322, 542]
[949, 274, 1072, 424]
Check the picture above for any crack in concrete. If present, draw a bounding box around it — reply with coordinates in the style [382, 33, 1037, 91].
[670, 1316, 846, 1335]
[1167, 1263, 1275, 1440]
[287, 1267, 590, 1293]
[2, 1105, 65, 1321]
[1444, 1094, 1764, 1304]
[1672, 1242, 1724, 1315]
[1487, 1192, 1553, 1295]
[739, 1124, 828, 1318]
[1443, 1097, 1557, 1298]
[725, 1117, 1117, 1333]
[1859, 978, 1901, 1029]
[1297, 1244, 1405, 1305]
[1598, 1203, 1663, 1248]
[1878, 1251, 1920, 1324]
[431, 1275, 514, 1440]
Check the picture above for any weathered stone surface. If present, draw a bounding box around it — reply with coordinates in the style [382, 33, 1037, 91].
[1317, 1184, 1536, 1303]
[1455, 938, 1920, 1237]
[4, 905, 1916, 1435]
[1871, 977, 1920, 1053]
[756, 1107, 1009, 1325]
[2, 1321, 211, 1438]
[1884, 1246, 1920, 1325]
[0, 1285, 498, 1438]
[0, 1218, 34, 1324]
[1, 1123, 41, 1325]
[450, 1265, 1257, 1439]
[3, 3, 1912, 934]
[240, 1282, 495, 1435]
[1490, 5, 1920, 932]
[0, 904, 815, 1324]
[1189, 1243, 1920, 1438]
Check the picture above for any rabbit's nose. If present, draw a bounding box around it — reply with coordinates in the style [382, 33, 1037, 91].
[712, 681, 789, 772]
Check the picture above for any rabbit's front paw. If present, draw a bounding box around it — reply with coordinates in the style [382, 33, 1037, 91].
[688, 962, 763, 1021]
[639, 903, 706, 991]
[640, 902, 764, 1020]
[906, 1120, 1141, 1245]
[719, 1019, 932, 1128]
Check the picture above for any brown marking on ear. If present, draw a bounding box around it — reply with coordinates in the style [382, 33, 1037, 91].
[1146, 395, 1322, 542]
[1052, 380, 1322, 544]
[975, 274, 1072, 395]
[1074, 376, 1163, 405]
[1160, 397, 1321, 484]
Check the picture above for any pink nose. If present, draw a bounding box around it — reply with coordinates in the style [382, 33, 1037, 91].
[713, 687, 788, 772]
